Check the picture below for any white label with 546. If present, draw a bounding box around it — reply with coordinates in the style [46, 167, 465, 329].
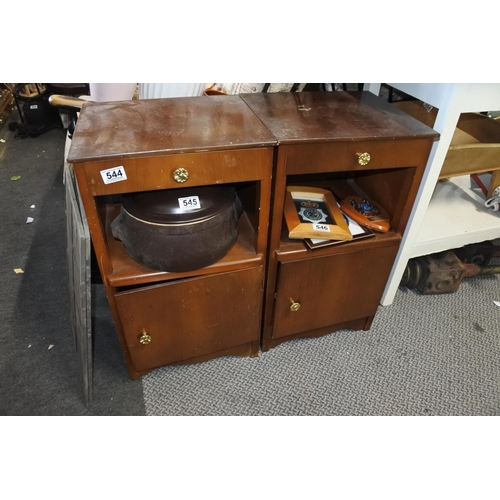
[313, 223, 330, 232]
[178, 196, 201, 210]
[100, 166, 127, 184]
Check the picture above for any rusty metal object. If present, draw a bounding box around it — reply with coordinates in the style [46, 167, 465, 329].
[454, 241, 500, 266]
[401, 250, 500, 294]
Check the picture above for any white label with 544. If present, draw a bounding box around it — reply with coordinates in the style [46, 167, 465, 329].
[100, 166, 127, 184]
[178, 196, 201, 210]
[313, 223, 330, 232]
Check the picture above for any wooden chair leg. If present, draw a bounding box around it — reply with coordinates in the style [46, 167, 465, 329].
[487, 169, 500, 198]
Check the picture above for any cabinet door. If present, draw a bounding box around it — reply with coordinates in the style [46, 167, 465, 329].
[115, 267, 263, 372]
[272, 243, 399, 339]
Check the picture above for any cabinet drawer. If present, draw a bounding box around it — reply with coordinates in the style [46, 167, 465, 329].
[285, 138, 432, 175]
[79, 147, 273, 196]
[272, 242, 399, 339]
[115, 267, 263, 372]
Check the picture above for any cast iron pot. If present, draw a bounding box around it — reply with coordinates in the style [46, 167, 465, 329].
[111, 185, 243, 273]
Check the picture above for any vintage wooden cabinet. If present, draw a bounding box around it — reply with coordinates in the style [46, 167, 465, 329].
[241, 91, 439, 351]
[68, 96, 276, 379]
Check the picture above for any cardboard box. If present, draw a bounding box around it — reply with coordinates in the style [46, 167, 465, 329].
[393, 100, 500, 195]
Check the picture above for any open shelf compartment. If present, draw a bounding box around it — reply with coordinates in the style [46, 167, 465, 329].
[98, 181, 264, 288]
[275, 167, 413, 261]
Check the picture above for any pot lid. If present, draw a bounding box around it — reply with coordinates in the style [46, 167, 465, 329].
[120, 185, 236, 224]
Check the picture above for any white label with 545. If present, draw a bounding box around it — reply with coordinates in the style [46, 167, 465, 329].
[100, 166, 127, 184]
[313, 223, 330, 232]
[178, 196, 201, 210]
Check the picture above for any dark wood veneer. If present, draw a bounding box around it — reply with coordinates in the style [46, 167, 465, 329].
[70, 96, 276, 379]
[69, 91, 439, 378]
[241, 91, 438, 351]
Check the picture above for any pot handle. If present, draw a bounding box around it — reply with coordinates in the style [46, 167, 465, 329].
[110, 212, 125, 241]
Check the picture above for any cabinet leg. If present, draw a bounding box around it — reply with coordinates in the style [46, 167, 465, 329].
[129, 368, 152, 380]
[250, 340, 260, 357]
[363, 316, 375, 330]
[260, 327, 273, 352]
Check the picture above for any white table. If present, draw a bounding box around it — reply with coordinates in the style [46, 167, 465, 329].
[364, 83, 500, 306]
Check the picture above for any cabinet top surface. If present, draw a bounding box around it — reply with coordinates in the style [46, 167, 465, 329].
[240, 91, 439, 144]
[67, 95, 277, 163]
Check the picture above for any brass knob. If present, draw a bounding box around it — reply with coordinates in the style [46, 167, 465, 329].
[173, 168, 189, 183]
[139, 332, 152, 345]
[356, 152, 371, 166]
[290, 299, 301, 312]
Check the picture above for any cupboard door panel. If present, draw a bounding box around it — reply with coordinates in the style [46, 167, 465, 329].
[272, 243, 399, 339]
[115, 267, 263, 371]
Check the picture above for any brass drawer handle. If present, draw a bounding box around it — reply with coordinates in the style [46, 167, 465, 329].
[139, 331, 152, 345]
[173, 167, 189, 183]
[290, 299, 301, 312]
[356, 152, 371, 166]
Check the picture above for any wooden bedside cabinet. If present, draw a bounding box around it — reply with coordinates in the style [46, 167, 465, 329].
[68, 96, 276, 379]
[241, 91, 439, 351]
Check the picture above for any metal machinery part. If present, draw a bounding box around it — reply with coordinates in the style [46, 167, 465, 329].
[400, 247, 500, 294]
